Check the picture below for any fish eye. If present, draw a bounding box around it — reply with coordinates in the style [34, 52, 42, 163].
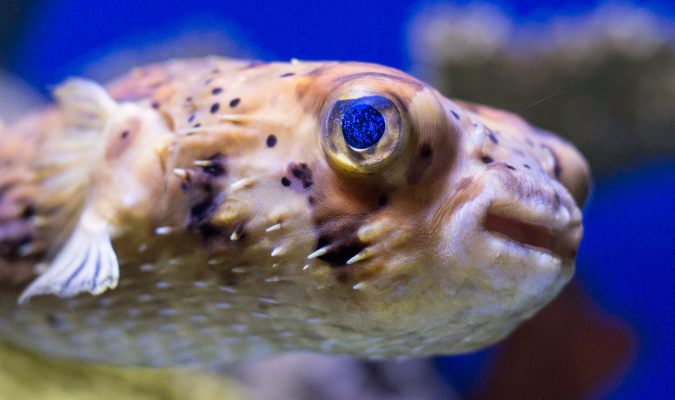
[341, 102, 386, 149]
[321, 94, 406, 174]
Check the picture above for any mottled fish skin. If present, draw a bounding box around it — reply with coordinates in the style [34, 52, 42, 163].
[0, 58, 590, 367]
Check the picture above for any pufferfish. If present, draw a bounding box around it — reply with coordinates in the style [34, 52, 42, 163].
[0, 57, 590, 367]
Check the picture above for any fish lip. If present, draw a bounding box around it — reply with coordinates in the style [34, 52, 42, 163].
[482, 198, 582, 261]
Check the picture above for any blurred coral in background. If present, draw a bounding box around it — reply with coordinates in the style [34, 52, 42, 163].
[408, 2, 675, 175]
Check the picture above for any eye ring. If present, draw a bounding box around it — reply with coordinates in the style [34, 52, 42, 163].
[321, 93, 407, 174]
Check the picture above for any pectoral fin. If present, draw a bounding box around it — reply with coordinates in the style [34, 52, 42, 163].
[18, 212, 119, 304]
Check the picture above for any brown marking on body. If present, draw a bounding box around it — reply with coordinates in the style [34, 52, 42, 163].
[286, 162, 313, 190]
[406, 142, 435, 185]
[105, 118, 141, 161]
[308, 167, 388, 273]
[179, 153, 230, 242]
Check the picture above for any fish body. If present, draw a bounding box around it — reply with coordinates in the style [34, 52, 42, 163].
[0, 58, 589, 367]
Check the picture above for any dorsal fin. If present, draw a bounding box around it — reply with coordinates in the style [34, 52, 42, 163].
[54, 78, 118, 131]
[35, 79, 120, 217]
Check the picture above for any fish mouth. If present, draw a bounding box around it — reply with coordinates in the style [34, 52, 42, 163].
[483, 203, 580, 260]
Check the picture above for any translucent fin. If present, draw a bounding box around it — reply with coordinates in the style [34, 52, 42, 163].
[33, 79, 120, 250]
[18, 212, 119, 304]
[54, 78, 118, 130]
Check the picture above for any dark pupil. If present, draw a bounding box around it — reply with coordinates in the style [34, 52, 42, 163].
[341, 104, 385, 149]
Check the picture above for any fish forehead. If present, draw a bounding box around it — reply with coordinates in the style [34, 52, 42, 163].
[104, 57, 577, 185]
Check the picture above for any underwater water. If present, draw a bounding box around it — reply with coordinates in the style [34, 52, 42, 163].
[1, 0, 674, 398]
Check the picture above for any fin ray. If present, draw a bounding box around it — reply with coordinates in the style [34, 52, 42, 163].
[18, 213, 119, 304]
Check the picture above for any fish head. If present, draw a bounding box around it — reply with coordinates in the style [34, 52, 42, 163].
[142, 61, 592, 357]
[218, 62, 590, 355]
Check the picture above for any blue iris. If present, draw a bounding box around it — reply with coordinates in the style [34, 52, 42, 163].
[341, 103, 386, 149]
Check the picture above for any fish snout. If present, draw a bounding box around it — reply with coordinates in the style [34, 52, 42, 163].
[480, 168, 584, 261]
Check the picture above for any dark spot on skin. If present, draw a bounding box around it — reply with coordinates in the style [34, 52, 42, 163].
[211, 87, 223, 95]
[266, 134, 277, 148]
[181, 153, 226, 205]
[196, 222, 225, 241]
[188, 113, 196, 123]
[419, 143, 433, 159]
[407, 143, 436, 184]
[553, 162, 562, 178]
[288, 162, 313, 189]
[481, 156, 494, 164]
[280, 72, 295, 78]
[204, 78, 213, 86]
[281, 177, 291, 187]
[212, 69, 220, 74]
[506, 164, 516, 171]
[21, 205, 35, 219]
[526, 139, 535, 147]
[151, 101, 160, 109]
[120, 130, 129, 139]
[377, 194, 388, 207]
[229, 98, 240, 108]
[210, 103, 220, 114]
[524, 164, 531, 169]
[202, 154, 226, 177]
[193, 123, 201, 128]
[308, 196, 316, 206]
[190, 199, 213, 223]
[451, 110, 460, 120]
[315, 235, 367, 268]
[488, 132, 499, 144]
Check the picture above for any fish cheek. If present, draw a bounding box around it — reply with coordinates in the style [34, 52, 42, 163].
[307, 168, 391, 284]
[405, 92, 459, 187]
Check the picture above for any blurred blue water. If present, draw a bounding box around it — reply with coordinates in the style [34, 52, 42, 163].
[7, 0, 675, 90]
[4, 0, 675, 397]
[577, 160, 675, 398]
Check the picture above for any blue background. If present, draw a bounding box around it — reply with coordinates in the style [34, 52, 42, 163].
[2, 1, 675, 397]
